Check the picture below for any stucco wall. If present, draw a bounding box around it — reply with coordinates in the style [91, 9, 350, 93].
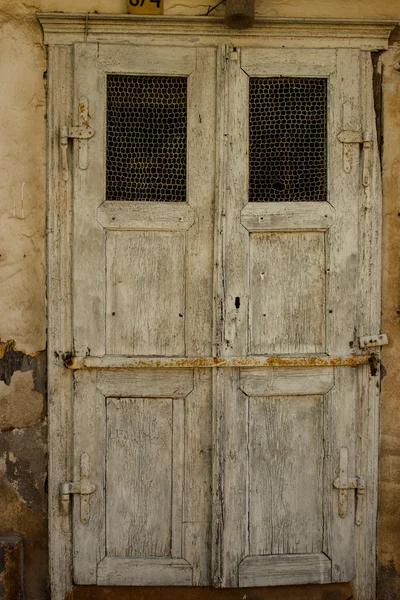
[0, 1, 399, 599]
[378, 40, 400, 600]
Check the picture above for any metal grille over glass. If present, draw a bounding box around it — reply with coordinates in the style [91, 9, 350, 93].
[106, 75, 187, 201]
[249, 77, 327, 202]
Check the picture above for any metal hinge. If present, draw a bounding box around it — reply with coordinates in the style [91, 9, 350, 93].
[60, 96, 94, 179]
[60, 453, 96, 531]
[337, 129, 372, 186]
[359, 333, 388, 349]
[222, 43, 239, 69]
[333, 447, 365, 526]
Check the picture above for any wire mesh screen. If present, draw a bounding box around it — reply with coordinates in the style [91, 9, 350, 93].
[249, 77, 327, 202]
[106, 75, 187, 201]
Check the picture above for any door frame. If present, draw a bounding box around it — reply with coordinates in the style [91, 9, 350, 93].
[38, 13, 395, 600]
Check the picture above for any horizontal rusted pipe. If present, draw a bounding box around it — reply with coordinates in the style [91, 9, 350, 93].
[65, 354, 374, 370]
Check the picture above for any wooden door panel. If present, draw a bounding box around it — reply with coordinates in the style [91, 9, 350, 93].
[106, 396, 185, 559]
[97, 201, 195, 231]
[240, 366, 334, 396]
[106, 396, 175, 557]
[73, 369, 195, 584]
[72, 43, 215, 587]
[248, 394, 324, 555]
[214, 46, 363, 588]
[249, 232, 326, 355]
[217, 367, 357, 587]
[97, 557, 193, 586]
[241, 202, 336, 232]
[69, 40, 378, 591]
[239, 554, 332, 586]
[106, 230, 186, 356]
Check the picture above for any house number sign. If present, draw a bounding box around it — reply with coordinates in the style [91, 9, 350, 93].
[127, 0, 163, 14]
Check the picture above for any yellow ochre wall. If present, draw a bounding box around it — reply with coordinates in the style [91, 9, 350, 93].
[0, 1, 399, 598]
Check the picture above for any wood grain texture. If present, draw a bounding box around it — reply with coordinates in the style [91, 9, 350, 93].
[239, 554, 332, 586]
[323, 367, 357, 582]
[39, 15, 395, 51]
[240, 367, 334, 396]
[73, 371, 106, 584]
[73, 43, 106, 356]
[106, 231, 186, 356]
[223, 49, 250, 357]
[47, 44, 74, 600]
[249, 232, 326, 355]
[172, 399, 185, 558]
[98, 44, 196, 75]
[186, 47, 215, 358]
[183, 369, 213, 585]
[216, 369, 248, 587]
[48, 37, 381, 595]
[97, 557, 193, 586]
[96, 369, 194, 397]
[248, 395, 324, 556]
[241, 48, 337, 77]
[97, 201, 195, 231]
[106, 397, 173, 558]
[241, 202, 335, 232]
[325, 49, 361, 355]
[211, 44, 229, 589]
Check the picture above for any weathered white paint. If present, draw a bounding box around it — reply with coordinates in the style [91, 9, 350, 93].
[42, 16, 386, 599]
[106, 230, 186, 356]
[97, 201, 195, 231]
[212, 44, 378, 590]
[240, 366, 334, 396]
[239, 554, 332, 586]
[249, 232, 326, 355]
[241, 202, 336, 232]
[248, 395, 324, 555]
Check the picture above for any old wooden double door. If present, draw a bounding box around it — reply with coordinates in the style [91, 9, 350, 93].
[69, 41, 378, 588]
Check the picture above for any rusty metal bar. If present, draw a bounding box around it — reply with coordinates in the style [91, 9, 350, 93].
[65, 354, 374, 370]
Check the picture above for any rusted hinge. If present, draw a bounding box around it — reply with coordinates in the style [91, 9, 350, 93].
[359, 333, 388, 349]
[337, 130, 372, 186]
[60, 453, 96, 531]
[60, 96, 94, 179]
[333, 447, 365, 526]
[60, 125, 94, 141]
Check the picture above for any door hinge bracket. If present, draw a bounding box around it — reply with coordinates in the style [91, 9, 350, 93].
[333, 447, 365, 525]
[60, 125, 94, 141]
[359, 333, 388, 349]
[60, 453, 96, 531]
[337, 130, 373, 186]
[224, 43, 239, 64]
[60, 96, 93, 178]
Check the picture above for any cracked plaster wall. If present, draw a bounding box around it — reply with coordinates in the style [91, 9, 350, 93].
[0, 1, 400, 599]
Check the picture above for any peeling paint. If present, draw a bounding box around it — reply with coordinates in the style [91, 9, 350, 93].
[0, 340, 46, 393]
[0, 423, 47, 513]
